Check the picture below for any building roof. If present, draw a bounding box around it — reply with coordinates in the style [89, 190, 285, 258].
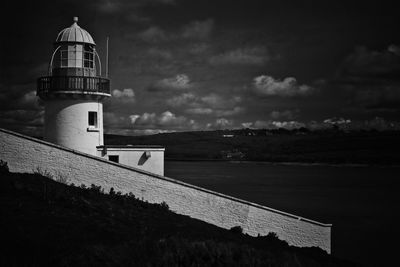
[97, 145, 165, 149]
[55, 17, 95, 45]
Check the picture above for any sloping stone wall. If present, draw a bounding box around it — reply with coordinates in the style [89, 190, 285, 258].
[0, 128, 331, 253]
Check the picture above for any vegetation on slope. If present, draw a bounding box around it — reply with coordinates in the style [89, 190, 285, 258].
[105, 129, 400, 165]
[0, 161, 355, 266]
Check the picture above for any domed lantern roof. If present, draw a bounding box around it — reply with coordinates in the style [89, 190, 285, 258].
[55, 17, 95, 45]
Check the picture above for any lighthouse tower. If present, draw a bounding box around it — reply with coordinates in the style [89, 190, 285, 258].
[37, 17, 110, 155]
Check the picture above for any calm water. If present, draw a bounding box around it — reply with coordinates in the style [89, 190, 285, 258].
[165, 161, 400, 266]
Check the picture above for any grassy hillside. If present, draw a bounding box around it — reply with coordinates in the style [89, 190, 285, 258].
[0, 162, 355, 266]
[105, 129, 400, 165]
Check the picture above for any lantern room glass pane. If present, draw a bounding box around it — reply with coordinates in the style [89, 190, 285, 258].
[76, 51, 83, 60]
[76, 59, 83, 68]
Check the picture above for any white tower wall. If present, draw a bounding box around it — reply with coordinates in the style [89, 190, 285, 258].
[44, 99, 104, 155]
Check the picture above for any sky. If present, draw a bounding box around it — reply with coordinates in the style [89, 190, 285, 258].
[1, 0, 400, 136]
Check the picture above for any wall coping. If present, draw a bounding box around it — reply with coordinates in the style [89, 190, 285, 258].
[97, 145, 165, 151]
[1, 127, 332, 227]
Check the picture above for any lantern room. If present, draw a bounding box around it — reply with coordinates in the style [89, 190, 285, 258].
[37, 17, 110, 100]
[51, 17, 98, 77]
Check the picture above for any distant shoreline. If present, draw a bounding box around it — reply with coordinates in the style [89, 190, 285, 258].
[165, 158, 400, 168]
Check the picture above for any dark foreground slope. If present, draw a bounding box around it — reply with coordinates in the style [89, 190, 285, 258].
[0, 165, 355, 266]
[105, 129, 400, 165]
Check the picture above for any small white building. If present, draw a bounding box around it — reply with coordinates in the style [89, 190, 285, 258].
[37, 17, 164, 175]
[97, 145, 165, 176]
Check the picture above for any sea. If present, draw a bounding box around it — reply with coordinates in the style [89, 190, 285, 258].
[165, 160, 400, 266]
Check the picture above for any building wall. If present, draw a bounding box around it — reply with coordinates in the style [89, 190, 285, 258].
[0, 128, 331, 253]
[97, 148, 165, 176]
[44, 99, 103, 155]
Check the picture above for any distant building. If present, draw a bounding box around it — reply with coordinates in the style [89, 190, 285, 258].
[37, 17, 164, 175]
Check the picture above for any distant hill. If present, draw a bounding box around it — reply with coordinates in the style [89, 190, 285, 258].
[0, 163, 354, 266]
[105, 129, 400, 165]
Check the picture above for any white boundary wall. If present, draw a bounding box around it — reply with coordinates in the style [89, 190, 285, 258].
[0, 128, 331, 253]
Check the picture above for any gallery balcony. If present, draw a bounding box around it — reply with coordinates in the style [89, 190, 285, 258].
[37, 76, 111, 99]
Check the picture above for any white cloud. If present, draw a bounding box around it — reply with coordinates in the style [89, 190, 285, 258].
[158, 111, 187, 126]
[152, 74, 192, 91]
[112, 88, 135, 101]
[241, 122, 253, 128]
[323, 117, 352, 125]
[185, 107, 214, 115]
[206, 118, 234, 130]
[18, 90, 41, 110]
[251, 120, 305, 129]
[252, 75, 314, 97]
[129, 114, 141, 124]
[133, 112, 157, 125]
[129, 111, 195, 129]
[166, 93, 197, 107]
[272, 121, 305, 129]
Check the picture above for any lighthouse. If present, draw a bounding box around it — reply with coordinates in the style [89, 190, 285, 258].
[37, 17, 110, 156]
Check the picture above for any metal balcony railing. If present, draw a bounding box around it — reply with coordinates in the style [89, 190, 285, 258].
[37, 76, 111, 96]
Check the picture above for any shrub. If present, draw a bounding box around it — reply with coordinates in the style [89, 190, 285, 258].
[54, 171, 69, 184]
[229, 226, 243, 234]
[159, 201, 169, 211]
[90, 184, 103, 193]
[33, 167, 53, 179]
[109, 187, 115, 195]
[267, 232, 278, 239]
[126, 192, 135, 199]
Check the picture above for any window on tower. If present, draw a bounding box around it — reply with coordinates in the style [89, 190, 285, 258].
[88, 111, 98, 127]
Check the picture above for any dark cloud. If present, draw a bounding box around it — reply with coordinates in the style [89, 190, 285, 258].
[270, 109, 299, 120]
[332, 45, 400, 118]
[339, 45, 400, 80]
[1, 0, 400, 135]
[209, 47, 270, 66]
[137, 27, 169, 43]
[181, 19, 214, 39]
